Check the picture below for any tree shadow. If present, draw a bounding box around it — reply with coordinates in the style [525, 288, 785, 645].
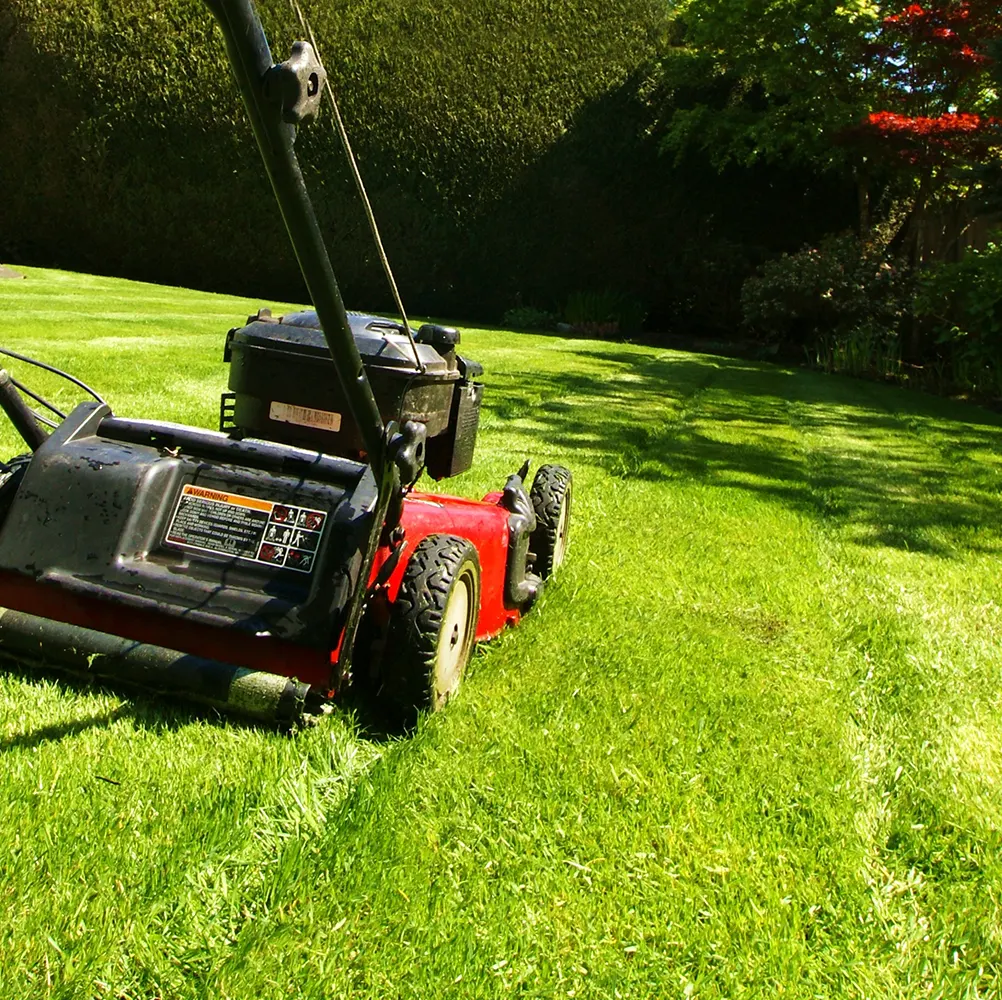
[483, 345, 1002, 558]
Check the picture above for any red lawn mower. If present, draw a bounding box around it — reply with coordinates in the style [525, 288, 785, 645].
[0, 0, 571, 726]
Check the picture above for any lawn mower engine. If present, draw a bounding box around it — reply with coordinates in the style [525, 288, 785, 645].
[0, 0, 573, 729]
[220, 309, 484, 481]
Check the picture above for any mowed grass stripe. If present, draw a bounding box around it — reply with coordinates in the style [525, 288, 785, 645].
[0, 267, 999, 997]
[789, 371, 1002, 996]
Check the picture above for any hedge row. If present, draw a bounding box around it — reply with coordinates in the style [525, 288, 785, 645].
[0, 0, 855, 330]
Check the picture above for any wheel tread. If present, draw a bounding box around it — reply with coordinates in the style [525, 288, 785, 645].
[529, 464, 572, 578]
[380, 533, 480, 725]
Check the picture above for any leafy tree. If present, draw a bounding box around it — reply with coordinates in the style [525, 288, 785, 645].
[657, 0, 1001, 238]
[669, 0, 1002, 389]
[838, 1, 1001, 252]
[658, 0, 879, 172]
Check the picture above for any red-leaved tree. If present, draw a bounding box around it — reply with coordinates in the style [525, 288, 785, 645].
[841, 1, 1001, 250]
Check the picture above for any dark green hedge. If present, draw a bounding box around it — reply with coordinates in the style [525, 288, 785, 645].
[0, 0, 854, 330]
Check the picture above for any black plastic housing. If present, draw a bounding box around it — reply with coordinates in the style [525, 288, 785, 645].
[0, 401, 378, 649]
[425, 381, 484, 480]
[221, 311, 483, 480]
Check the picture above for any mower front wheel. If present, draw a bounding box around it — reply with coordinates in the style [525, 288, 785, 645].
[529, 464, 572, 579]
[382, 534, 481, 725]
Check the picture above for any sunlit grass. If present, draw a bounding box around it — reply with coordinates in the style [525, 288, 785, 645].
[0, 266, 1000, 997]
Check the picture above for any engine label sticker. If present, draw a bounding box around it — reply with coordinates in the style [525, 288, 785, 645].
[165, 484, 326, 573]
[269, 400, 342, 433]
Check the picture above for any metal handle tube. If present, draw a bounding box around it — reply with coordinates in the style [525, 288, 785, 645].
[203, 0, 386, 466]
[98, 414, 370, 486]
[0, 369, 47, 450]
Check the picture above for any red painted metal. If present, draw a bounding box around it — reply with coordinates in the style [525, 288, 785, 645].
[369, 491, 519, 642]
[0, 568, 335, 689]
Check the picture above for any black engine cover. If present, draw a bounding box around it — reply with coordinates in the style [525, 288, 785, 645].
[221, 311, 483, 479]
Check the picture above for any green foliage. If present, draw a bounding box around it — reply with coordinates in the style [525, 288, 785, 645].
[915, 243, 1002, 394]
[916, 242, 1002, 339]
[500, 306, 557, 331]
[562, 288, 647, 336]
[658, 231, 757, 335]
[811, 323, 903, 379]
[742, 233, 914, 377]
[0, 0, 669, 319]
[0, 0, 861, 336]
[656, 0, 881, 170]
[657, 0, 1000, 171]
[744, 235, 1002, 399]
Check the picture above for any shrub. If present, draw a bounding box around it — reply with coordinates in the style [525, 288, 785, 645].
[741, 233, 914, 377]
[562, 289, 647, 337]
[915, 243, 1002, 396]
[500, 306, 557, 331]
[0, 0, 669, 315]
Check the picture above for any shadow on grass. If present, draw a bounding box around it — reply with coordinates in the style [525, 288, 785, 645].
[488, 344, 1002, 557]
[3, 345, 998, 746]
[0, 658, 290, 751]
[0, 703, 135, 753]
[0, 655, 395, 751]
[336, 685, 407, 744]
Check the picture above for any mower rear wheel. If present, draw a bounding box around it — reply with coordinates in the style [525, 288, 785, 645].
[382, 534, 481, 724]
[529, 464, 572, 578]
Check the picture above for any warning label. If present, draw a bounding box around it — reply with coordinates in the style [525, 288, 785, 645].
[165, 484, 327, 574]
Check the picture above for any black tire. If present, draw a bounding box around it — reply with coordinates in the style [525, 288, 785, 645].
[529, 464, 572, 579]
[380, 534, 481, 724]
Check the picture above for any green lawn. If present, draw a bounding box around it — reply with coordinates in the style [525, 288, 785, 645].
[1, 266, 1001, 999]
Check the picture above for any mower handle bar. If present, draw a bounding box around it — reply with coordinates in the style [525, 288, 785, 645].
[203, 0, 387, 468]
